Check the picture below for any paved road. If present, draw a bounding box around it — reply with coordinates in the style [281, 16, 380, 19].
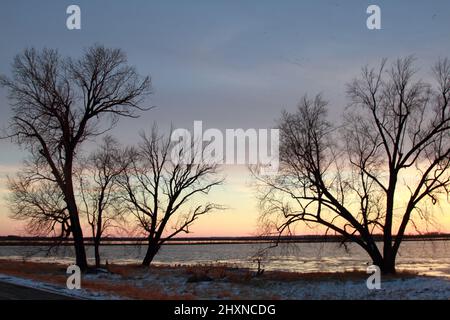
[0, 281, 74, 300]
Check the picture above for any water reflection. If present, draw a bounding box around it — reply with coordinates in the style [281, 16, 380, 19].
[1, 240, 449, 277]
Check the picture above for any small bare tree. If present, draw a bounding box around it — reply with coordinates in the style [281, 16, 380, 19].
[253, 57, 450, 274]
[0, 45, 151, 270]
[78, 136, 127, 268]
[120, 127, 223, 266]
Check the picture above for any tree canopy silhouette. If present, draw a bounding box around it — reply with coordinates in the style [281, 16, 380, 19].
[1, 45, 152, 271]
[119, 127, 223, 266]
[254, 57, 450, 274]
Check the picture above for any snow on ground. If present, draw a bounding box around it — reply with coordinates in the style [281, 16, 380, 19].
[2, 266, 450, 299]
[267, 276, 450, 300]
[78, 266, 450, 300]
[0, 273, 122, 300]
[198, 277, 450, 300]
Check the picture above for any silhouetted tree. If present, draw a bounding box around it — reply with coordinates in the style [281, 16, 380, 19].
[120, 127, 223, 266]
[0, 45, 151, 271]
[253, 57, 450, 274]
[78, 136, 128, 268]
[8, 174, 69, 238]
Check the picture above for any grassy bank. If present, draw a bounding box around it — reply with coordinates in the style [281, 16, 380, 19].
[0, 259, 448, 300]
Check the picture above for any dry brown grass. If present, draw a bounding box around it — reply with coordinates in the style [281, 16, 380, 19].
[105, 264, 145, 278]
[0, 260, 67, 286]
[81, 279, 196, 300]
[260, 269, 418, 282]
[181, 263, 255, 284]
[170, 263, 363, 283]
[0, 260, 195, 299]
[0, 259, 420, 300]
[107, 262, 419, 284]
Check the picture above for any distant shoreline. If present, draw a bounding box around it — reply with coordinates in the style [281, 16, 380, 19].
[1, 233, 450, 246]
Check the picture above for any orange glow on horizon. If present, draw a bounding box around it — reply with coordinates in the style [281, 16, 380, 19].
[0, 165, 449, 237]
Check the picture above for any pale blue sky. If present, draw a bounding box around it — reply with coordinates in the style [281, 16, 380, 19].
[1, 1, 450, 235]
[1, 1, 450, 155]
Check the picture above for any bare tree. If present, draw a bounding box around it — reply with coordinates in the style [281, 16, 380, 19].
[253, 57, 450, 274]
[77, 136, 127, 268]
[0, 45, 151, 271]
[8, 174, 70, 238]
[120, 127, 223, 266]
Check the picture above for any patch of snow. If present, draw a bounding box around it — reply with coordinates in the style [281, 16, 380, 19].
[2, 268, 450, 299]
[265, 276, 450, 300]
[0, 273, 123, 300]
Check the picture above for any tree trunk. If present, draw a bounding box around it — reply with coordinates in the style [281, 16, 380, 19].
[142, 242, 160, 266]
[382, 178, 396, 275]
[94, 213, 103, 268]
[67, 197, 88, 272]
[64, 157, 89, 272]
[72, 218, 88, 271]
[380, 255, 396, 275]
[94, 241, 101, 268]
[371, 256, 396, 274]
[366, 242, 396, 275]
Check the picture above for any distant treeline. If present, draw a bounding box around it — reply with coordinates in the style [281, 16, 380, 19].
[1, 233, 450, 246]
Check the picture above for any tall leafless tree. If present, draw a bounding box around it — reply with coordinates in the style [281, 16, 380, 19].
[253, 57, 450, 274]
[0, 45, 151, 271]
[120, 127, 223, 266]
[78, 136, 128, 268]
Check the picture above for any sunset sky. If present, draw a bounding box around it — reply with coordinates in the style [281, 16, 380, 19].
[1, 0, 450, 236]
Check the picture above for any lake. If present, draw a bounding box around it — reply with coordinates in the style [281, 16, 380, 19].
[1, 240, 450, 277]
